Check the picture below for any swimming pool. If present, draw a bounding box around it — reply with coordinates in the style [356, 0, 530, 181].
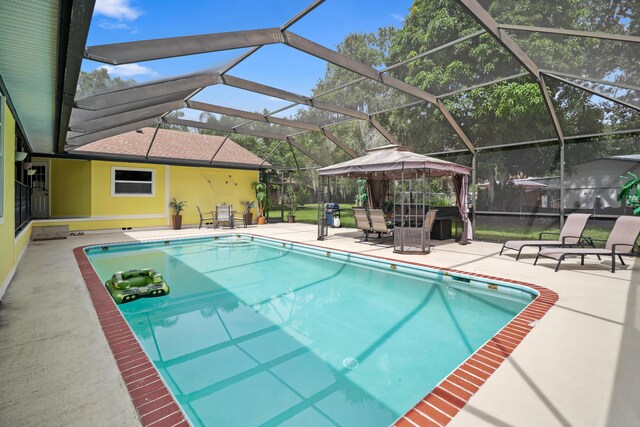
[85, 235, 538, 426]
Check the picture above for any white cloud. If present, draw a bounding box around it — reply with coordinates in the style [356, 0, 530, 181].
[100, 64, 159, 78]
[390, 13, 405, 22]
[98, 20, 130, 30]
[98, 19, 139, 33]
[94, 0, 142, 21]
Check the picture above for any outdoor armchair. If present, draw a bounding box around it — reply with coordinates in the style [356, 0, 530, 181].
[500, 213, 592, 260]
[534, 215, 640, 272]
[232, 206, 246, 228]
[196, 205, 215, 229]
[215, 205, 234, 229]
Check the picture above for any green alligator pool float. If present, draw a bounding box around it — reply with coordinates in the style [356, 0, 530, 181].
[105, 268, 170, 304]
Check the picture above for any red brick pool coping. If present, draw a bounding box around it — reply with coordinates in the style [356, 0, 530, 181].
[74, 236, 558, 427]
[74, 247, 188, 427]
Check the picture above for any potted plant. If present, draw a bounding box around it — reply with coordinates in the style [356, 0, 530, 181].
[252, 181, 269, 224]
[284, 186, 297, 223]
[240, 200, 256, 225]
[169, 197, 187, 230]
[356, 178, 368, 208]
[617, 172, 640, 215]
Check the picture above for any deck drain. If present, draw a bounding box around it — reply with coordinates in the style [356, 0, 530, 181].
[343, 357, 359, 370]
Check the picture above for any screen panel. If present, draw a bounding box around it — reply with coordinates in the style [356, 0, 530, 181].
[475, 142, 561, 214]
[383, 34, 526, 97]
[506, 30, 640, 89]
[191, 85, 293, 115]
[479, 0, 639, 36]
[313, 78, 421, 115]
[230, 43, 361, 96]
[270, 105, 352, 128]
[441, 75, 557, 147]
[545, 77, 640, 138]
[564, 136, 640, 216]
[373, 102, 468, 153]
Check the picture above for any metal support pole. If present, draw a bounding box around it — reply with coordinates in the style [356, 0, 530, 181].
[281, 171, 285, 222]
[145, 123, 161, 159]
[471, 153, 477, 235]
[209, 133, 231, 163]
[559, 141, 565, 228]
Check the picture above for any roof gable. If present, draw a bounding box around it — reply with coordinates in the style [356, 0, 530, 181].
[74, 127, 266, 167]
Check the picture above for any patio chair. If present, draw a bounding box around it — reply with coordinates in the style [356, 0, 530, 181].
[196, 205, 215, 229]
[534, 215, 640, 272]
[231, 206, 246, 228]
[500, 213, 592, 260]
[369, 209, 393, 243]
[353, 208, 373, 242]
[215, 205, 234, 229]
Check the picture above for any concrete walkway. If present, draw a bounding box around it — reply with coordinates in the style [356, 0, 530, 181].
[0, 223, 637, 426]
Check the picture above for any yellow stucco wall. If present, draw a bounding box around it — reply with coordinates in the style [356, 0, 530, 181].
[169, 166, 258, 225]
[91, 161, 167, 217]
[1, 98, 31, 298]
[50, 158, 91, 217]
[14, 222, 32, 263]
[34, 159, 259, 230]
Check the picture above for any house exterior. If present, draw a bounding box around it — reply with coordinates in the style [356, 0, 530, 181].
[0, 123, 264, 297]
[31, 128, 264, 231]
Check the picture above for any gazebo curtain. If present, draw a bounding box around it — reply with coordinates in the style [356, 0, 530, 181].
[454, 175, 473, 244]
[367, 179, 389, 209]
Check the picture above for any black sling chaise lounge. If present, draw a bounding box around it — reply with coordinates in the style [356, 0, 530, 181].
[500, 213, 592, 260]
[534, 215, 640, 272]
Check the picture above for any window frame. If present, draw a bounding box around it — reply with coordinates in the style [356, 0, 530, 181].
[110, 166, 156, 197]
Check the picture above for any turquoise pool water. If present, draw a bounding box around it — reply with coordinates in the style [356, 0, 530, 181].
[86, 236, 533, 427]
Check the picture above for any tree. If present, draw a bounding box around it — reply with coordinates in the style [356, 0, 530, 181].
[76, 68, 136, 98]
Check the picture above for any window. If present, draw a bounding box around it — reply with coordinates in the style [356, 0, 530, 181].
[111, 167, 155, 196]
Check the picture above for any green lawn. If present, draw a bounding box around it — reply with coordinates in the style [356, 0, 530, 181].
[288, 204, 617, 246]
[283, 204, 356, 228]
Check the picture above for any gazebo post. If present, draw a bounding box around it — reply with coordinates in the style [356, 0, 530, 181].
[317, 175, 329, 240]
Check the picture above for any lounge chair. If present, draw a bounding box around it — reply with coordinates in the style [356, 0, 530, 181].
[196, 205, 215, 229]
[369, 209, 393, 243]
[534, 215, 640, 272]
[500, 213, 592, 260]
[353, 208, 373, 241]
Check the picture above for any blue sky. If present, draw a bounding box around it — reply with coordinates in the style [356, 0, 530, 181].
[83, 0, 412, 115]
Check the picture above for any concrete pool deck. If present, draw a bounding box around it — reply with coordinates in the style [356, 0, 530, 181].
[0, 223, 637, 426]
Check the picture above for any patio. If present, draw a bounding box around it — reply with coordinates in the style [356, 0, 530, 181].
[0, 223, 637, 426]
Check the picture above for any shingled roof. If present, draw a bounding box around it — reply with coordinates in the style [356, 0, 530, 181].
[74, 127, 267, 168]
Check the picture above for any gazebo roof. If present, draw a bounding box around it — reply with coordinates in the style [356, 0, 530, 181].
[318, 145, 470, 179]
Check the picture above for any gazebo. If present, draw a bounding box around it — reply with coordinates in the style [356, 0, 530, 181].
[317, 145, 473, 253]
